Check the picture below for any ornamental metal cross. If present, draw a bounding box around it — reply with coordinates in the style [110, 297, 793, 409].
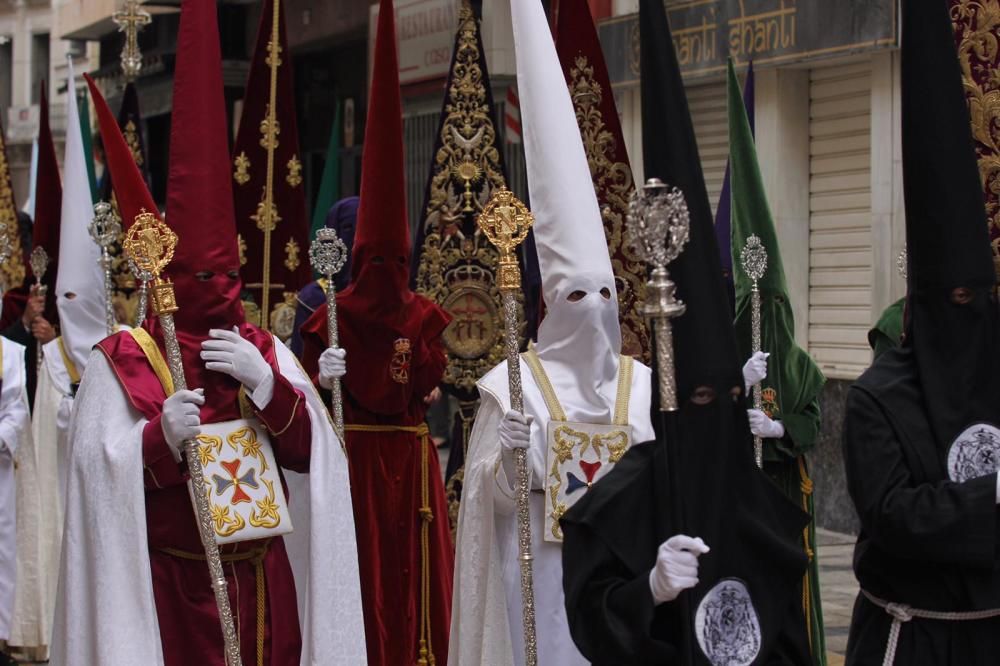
[113, 0, 152, 82]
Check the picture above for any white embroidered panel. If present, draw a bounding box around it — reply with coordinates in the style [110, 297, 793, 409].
[188, 418, 294, 545]
[544, 421, 632, 543]
[695, 578, 762, 666]
[947, 423, 1000, 483]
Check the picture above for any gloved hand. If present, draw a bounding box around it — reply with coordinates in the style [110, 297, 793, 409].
[649, 535, 710, 605]
[201, 327, 272, 391]
[742, 351, 769, 391]
[748, 409, 785, 440]
[318, 347, 347, 389]
[161, 389, 205, 455]
[499, 410, 533, 455]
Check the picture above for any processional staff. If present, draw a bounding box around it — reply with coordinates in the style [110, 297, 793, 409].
[89, 201, 123, 336]
[29, 246, 49, 373]
[627, 177, 692, 663]
[477, 186, 538, 666]
[308, 228, 348, 439]
[739, 234, 768, 469]
[123, 210, 243, 666]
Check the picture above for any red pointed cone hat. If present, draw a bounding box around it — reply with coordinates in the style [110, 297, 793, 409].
[349, 0, 410, 282]
[86, 74, 157, 226]
[32, 83, 61, 324]
[304, 0, 450, 414]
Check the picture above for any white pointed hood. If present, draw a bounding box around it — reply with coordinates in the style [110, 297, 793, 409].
[511, 0, 622, 421]
[56, 59, 108, 374]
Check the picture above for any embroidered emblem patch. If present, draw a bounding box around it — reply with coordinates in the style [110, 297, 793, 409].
[695, 579, 761, 666]
[761, 387, 779, 419]
[390, 338, 412, 384]
[947, 423, 1000, 483]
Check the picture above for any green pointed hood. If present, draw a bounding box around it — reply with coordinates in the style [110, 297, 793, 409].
[728, 59, 825, 455]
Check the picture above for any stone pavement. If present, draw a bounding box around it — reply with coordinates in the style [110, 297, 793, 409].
[818, 527, 859, 666]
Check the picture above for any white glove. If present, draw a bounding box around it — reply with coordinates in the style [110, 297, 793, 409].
[742, 351, 769, 391]
[318, 347, 347, 389]
[649, 535, 710, 605]
[161, 389, 205, 456]
[499, 410, 532, 454]
[201, 327, 272, 392]
[748, 409, 785, 440]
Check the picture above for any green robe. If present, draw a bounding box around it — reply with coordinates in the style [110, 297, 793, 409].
[868, 297, 905, 359]
[727, 59, 827, 666]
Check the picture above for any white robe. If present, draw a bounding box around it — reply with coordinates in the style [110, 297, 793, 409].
[50, 337, 367, 665]
[449, 355, 654, 666]
[0, 339, 30, 641]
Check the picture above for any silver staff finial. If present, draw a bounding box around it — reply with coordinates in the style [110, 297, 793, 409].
[308, 228, 348, 279]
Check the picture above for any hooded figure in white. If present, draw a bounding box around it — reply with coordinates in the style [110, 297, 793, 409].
[0, 289, 32, 649]
[9, 60, 112, 658]
[449, 0, 661, 662]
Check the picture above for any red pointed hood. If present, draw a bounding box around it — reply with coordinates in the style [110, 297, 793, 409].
[344, 0, 411, 300]
[164, 0, 243, 335]
[86, 75, 157, 227]
[32, 83, 61, 325]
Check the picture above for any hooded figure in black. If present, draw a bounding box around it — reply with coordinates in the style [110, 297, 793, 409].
[842, 2, 1000, 665]
[559, 1, 812, 663]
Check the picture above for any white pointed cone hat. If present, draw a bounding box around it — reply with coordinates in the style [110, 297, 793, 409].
[510, 0, 622, 419]
[57, 58, 109, 373]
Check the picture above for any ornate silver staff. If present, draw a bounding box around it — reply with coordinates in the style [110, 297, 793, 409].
[123, 210, 243, 666]
[89, 201, 123, 336]
[0, 221, 12, 292]
[29, 246, 50, 372]
[113, 0, 152, 83]
[308, 228, 348, 439]
[740, 234, 768, 468]
[627, 179, 690, 410]
[477, 186, 537, 666]
[626, 177, 692, 664]
[129, 257, 152, 328]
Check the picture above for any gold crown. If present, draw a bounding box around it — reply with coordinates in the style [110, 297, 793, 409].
[393, 338, 412, 354]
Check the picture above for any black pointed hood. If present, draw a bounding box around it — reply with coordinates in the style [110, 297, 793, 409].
[901, 0, 1000, 449]
[639, 0, 742, 403]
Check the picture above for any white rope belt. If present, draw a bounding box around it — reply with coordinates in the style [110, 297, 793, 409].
[863, 589, 1000, 666]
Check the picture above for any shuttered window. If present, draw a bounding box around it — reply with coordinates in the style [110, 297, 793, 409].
[808, 61, 873, 380]
[688, 80, 729, 215]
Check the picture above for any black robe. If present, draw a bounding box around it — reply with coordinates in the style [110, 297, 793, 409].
[562, 440, 813, 665]
[844, 347, 1000, 665]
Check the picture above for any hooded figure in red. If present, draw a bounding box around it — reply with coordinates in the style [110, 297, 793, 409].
[301, 0, 454, 661]
[56, 0, 333, 662]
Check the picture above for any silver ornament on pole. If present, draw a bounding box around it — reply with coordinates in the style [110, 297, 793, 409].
[29, 246, 50, 373]
[308, 227, 348, 439]
[88, 201, 123, 336]
[739, 234, 768, 468]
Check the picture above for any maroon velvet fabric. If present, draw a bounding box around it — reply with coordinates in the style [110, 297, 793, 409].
[301, 303, 454, 666]
[97, 325, 311, 666]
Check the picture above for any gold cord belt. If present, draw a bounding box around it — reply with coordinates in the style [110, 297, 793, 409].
[158, 541, 271, 666]
[345, 423, 437, 665]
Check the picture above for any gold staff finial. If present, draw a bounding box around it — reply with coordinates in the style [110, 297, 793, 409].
[113, 0, 152, 83]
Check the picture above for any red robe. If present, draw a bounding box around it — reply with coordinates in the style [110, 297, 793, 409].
[302, 297, 454, 666]
[97, 324, 310, 666]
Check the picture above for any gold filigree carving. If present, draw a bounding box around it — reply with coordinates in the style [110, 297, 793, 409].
[952, 0, 1000, 277]
[124, 119, 144, 167]
[234, 151, 251, 186]
[259, 108, 280, 152]
[238, 233, 248, 266]
[286, 155, 303, 187]
[0, 133, 25, 290]
[251, 194, 281, 232]
[413, 4, 524, 396]
[284, 237, 300, 271]
[568, 54, 649, 360]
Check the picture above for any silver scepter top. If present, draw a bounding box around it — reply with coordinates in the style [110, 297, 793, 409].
[30, 245, 49, 281]
[626, 178, 691, 271]
[740, 234, 768, 284]
[308, 228, 348, 279]
[89, 201, 123, 250]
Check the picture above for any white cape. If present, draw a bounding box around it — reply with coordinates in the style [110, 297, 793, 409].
[448, 355, 653, 666]
[0, 339, 29, 642]
[51, 337, 367, 665]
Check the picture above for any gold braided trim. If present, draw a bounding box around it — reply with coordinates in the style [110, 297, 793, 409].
[129, 328, 175, 395]
[56, 336, 81, 385]
[157, 542, 271, 666]
[613, 356, 634, 427]
[344, 422, 436, 664]
[798, 455, 815, 654]
[522, 348, 633, 426]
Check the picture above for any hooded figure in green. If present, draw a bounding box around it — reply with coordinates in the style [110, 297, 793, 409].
[727, 59, 828, 666]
